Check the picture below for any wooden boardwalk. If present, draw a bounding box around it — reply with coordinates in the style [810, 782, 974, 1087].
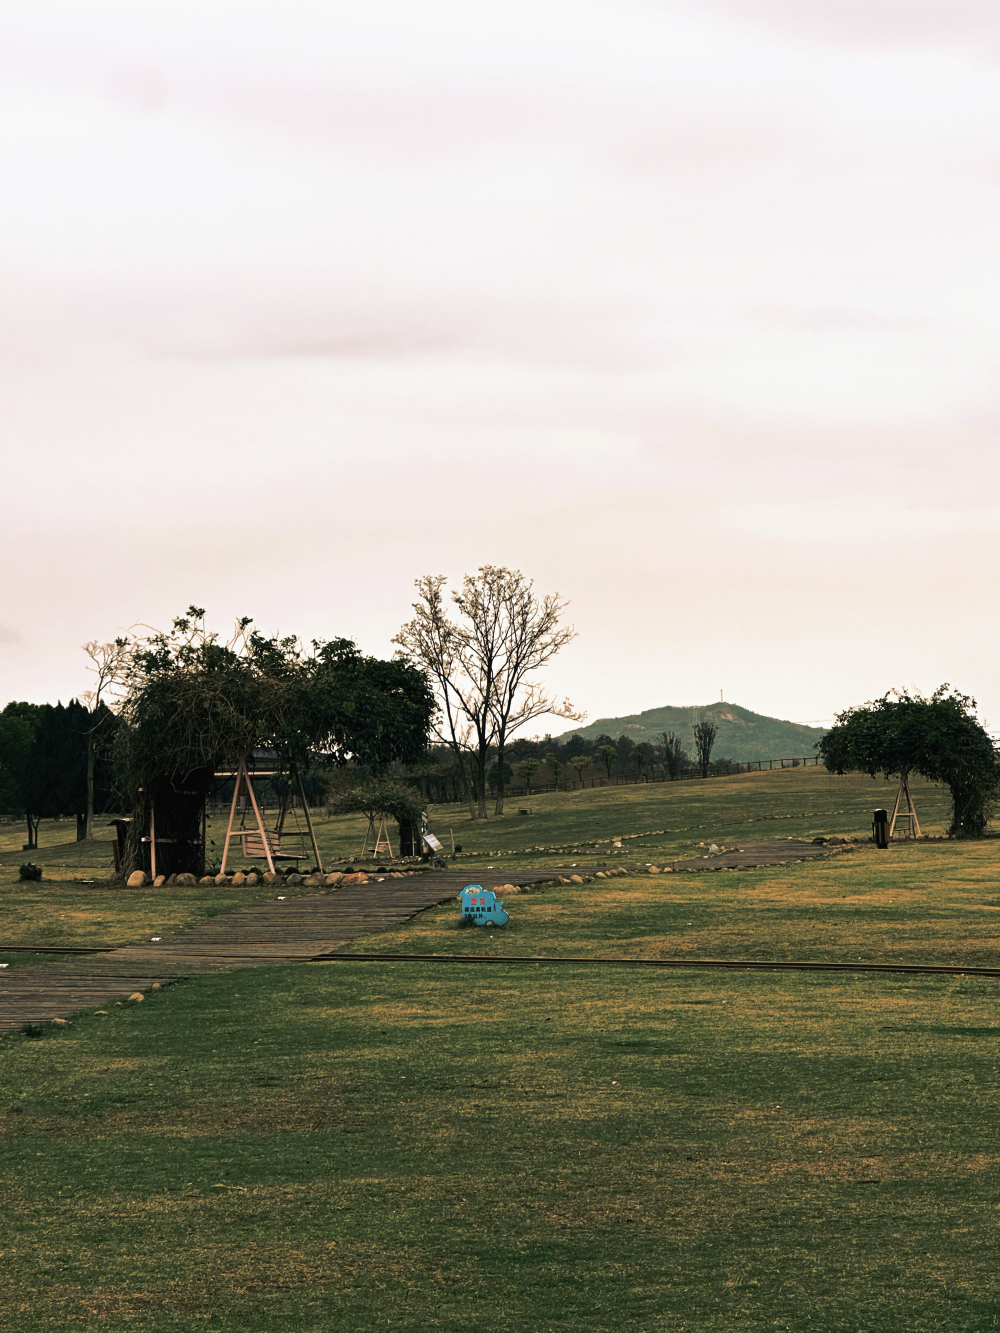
[0, 868, 562, 1033]
[0, 843, 859, 1033]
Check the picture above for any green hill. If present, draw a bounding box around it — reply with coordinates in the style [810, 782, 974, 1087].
[564, 701, 827, 762]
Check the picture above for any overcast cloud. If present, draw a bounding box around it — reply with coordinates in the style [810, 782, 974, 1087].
[1, 0, 997, 732]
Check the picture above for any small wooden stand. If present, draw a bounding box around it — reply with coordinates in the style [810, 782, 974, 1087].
[361, 814, 394, 859]
[888, 773, 922, 840]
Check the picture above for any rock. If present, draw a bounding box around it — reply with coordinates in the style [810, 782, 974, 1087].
[569, 874, 584, 884]
[231, 872, 246, 887]
[342, 872, 368, 885]
[52, 1018, 69, 1026]
[557, 876, 571, 884]
[175, 873, 197, 886]
[325, 872, 344, 888]
[198, 876, 215, 885]
[153, 875, 166, 887]
[214, 873, 231, 886]
[595, 871, 607, 878]
[166, 874, 178, 886]
[648, 866, 661, 874]
[286, 873, 303, 885]
[263, 872, 281, 885]
[304, 874, 325, 887]
[126, 870, 147, 888]
[245, 873, 259, 886]
[151, 982, 162, 990]
[128, 992, 144, 1002]
[709, 844, 720, 854]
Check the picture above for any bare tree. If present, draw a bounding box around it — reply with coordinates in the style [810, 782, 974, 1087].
[693, 719, 718, 779]
[393, 576, 477, 819]
[397, 568, 582, 818]
[80, 639, 128, 839]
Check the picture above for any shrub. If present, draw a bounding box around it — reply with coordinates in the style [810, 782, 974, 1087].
[18, 862, 42, 882]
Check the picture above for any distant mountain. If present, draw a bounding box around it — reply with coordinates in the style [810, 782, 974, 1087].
[563, 701, 827, 762]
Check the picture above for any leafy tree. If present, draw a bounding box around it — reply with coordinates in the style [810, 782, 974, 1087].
[486, 759, 513, 796]
[596, 744, 617, 778]
[517, 757, 540, 792]
[819, 686, 998, 837]
[661, 730, 687, 780]
[567, 754, 591, 786]
[615, 735, 635, 773]
[693, 720, 718, 778]
[544, 751, 563, 786]
[111, 608, 434, 876]
[0, 708, 35, 834]
[632, 742, 652, 778]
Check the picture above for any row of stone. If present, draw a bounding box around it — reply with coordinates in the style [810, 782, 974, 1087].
[123, 869, 407, 889]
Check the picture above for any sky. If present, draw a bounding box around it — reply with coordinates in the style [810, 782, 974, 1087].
[2, 0, 998, 734]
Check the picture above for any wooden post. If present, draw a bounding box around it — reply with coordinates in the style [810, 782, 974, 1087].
[244, 763, 276, 873]
[149, 800, 157, 882]
[293, 765, 324, 872]
[220, 760, 244, 875]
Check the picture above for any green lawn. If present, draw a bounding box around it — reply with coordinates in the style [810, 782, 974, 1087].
[201, 766, 953, 870]
[2, 835, 999, 1330]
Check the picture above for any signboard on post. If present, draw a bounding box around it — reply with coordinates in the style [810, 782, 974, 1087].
[459, 884, 509, 927]
[423, 833, 444, 853]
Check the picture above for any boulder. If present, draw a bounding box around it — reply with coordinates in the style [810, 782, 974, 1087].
[166, 874, 178, 886]
[648, 866, 661, 874]
[342, 872, 368, 885]
[175, 873, 197, 886]
[231, 872, 246, 887]
[595, 871, 607, 878]
[214, 873, 231, 886]
[304, 874, 325, 887]
[52, 1017, 69, 1027]
[286, 873, 303, 885]
[263, 871, 281, 886]
[151, 982, 162, 990]
[126, 870, 147, 888]
[198, 876, 215, 885]
[153, 875, 166, 887]
[325, 872, 344, 888]
[569, 874, 584, 884]
[245, 873, 259, 886]
[128, 992, 144, 1002]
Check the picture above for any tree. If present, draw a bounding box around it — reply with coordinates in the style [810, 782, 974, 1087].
[819, 686, 999, 837]
[517, 757, 540, 792]
[21, 701, 90, 842]
[544, 751, 563, 786]
[596, 744, 617, 778]
[81, 640, 129, 839]
[661, 731, 687, 780]
[0, 708, 35, 833]
[111, 609, 433, 877]
[693, 720, 717, 778]
[632, 741, 651, 779]
[487, 759, 513, 796]
[395, 568, 581, 820]
[568, 754, 591, 786]
[615, 735, 635, 774]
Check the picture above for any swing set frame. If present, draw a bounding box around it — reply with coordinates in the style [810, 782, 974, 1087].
[219, 756, 324, 874]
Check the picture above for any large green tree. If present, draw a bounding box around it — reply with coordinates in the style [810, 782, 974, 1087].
[0, 706, 37, 836]
[818, 686, 998, 837]
[112, 609, 434, 875]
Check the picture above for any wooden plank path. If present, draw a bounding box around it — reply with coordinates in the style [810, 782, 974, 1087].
[0, 843, 860, 1033]
[0, 867, 566, 1032]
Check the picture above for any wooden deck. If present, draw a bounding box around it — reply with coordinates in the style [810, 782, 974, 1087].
[0, 867, 563, 1032]
[0, 844, 860, 1033]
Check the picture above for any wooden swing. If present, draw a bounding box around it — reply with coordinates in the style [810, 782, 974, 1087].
[360, 813, 394, 859]
[220, 757, 324, 874]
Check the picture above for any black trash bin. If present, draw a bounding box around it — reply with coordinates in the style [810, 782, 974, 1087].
[873, 808, 889, 849]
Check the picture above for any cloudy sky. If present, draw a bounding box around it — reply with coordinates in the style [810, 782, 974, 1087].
[2, 0, 998, 734]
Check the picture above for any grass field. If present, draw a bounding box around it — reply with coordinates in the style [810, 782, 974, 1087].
[2, 770, 997, 1329]
[2, 831, 999, 1328]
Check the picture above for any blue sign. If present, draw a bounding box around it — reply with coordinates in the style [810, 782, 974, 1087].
[460, 884, 509, 927]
